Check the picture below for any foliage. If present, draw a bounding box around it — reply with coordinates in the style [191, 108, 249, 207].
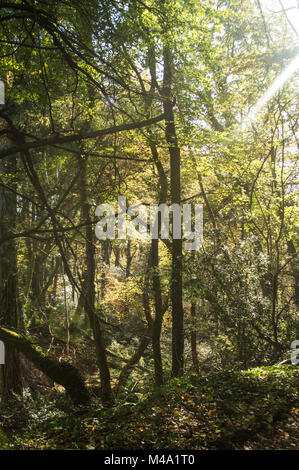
[0, 0, 298, 450]
[5, 365, 299, 450]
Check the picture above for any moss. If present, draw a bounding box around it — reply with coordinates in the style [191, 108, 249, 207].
[0, 428, 8, 450]
[0, 327, 90, 406]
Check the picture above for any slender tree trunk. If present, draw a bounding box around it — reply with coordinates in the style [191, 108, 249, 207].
[162, 44, 184, 377]
[78, 156, 113, 405]
[146, 45, 168, 386]
[115, 275, 152, 394]
[190, 302, 199, 373]
[114, 247, 120, 267]
[151, 238, 164, 386]
[125, 240, 132, 278]
[287, 240, 299, 310]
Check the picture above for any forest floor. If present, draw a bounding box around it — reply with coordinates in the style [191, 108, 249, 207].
[1, 365, 298, 450]
[236, 408, 298, 450]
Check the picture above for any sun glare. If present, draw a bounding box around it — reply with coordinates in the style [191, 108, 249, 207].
[242, 51, 299, 130]
[241, 0, 299, 130]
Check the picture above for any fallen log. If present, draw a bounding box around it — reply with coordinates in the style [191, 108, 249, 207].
[0, 327, 89, 406]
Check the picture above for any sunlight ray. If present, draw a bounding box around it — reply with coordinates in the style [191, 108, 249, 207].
[241, 51, 299, 130]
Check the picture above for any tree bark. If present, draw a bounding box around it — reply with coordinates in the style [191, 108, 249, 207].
[190, 302, 199, 373]
[162, 44, 184, 377]
[287, 240, 299, 310]
[0, 327, 89, 406]
[0, 156, 22, 400]
[151, 238, 164, 386]
[115, 276, 152, 394]
[78, 155, 113, 406]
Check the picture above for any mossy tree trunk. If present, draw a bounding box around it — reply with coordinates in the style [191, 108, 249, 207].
[0, 327, 90, 406]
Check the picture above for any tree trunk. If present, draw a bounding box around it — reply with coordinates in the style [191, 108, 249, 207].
[287, 240, 299, 310]
[162, 44, 184, 377]
[151, 238, 164, 386]
[115, 326, 152, 395]
[190, 302, 199, 373]
[78, 156, 113, 406]
[0, 327, 89, 406]
[0, 157, 22, 400]
[115, 276, 152, 394]
[125, 240, 132, 278]
[146, 44, 168, 387]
